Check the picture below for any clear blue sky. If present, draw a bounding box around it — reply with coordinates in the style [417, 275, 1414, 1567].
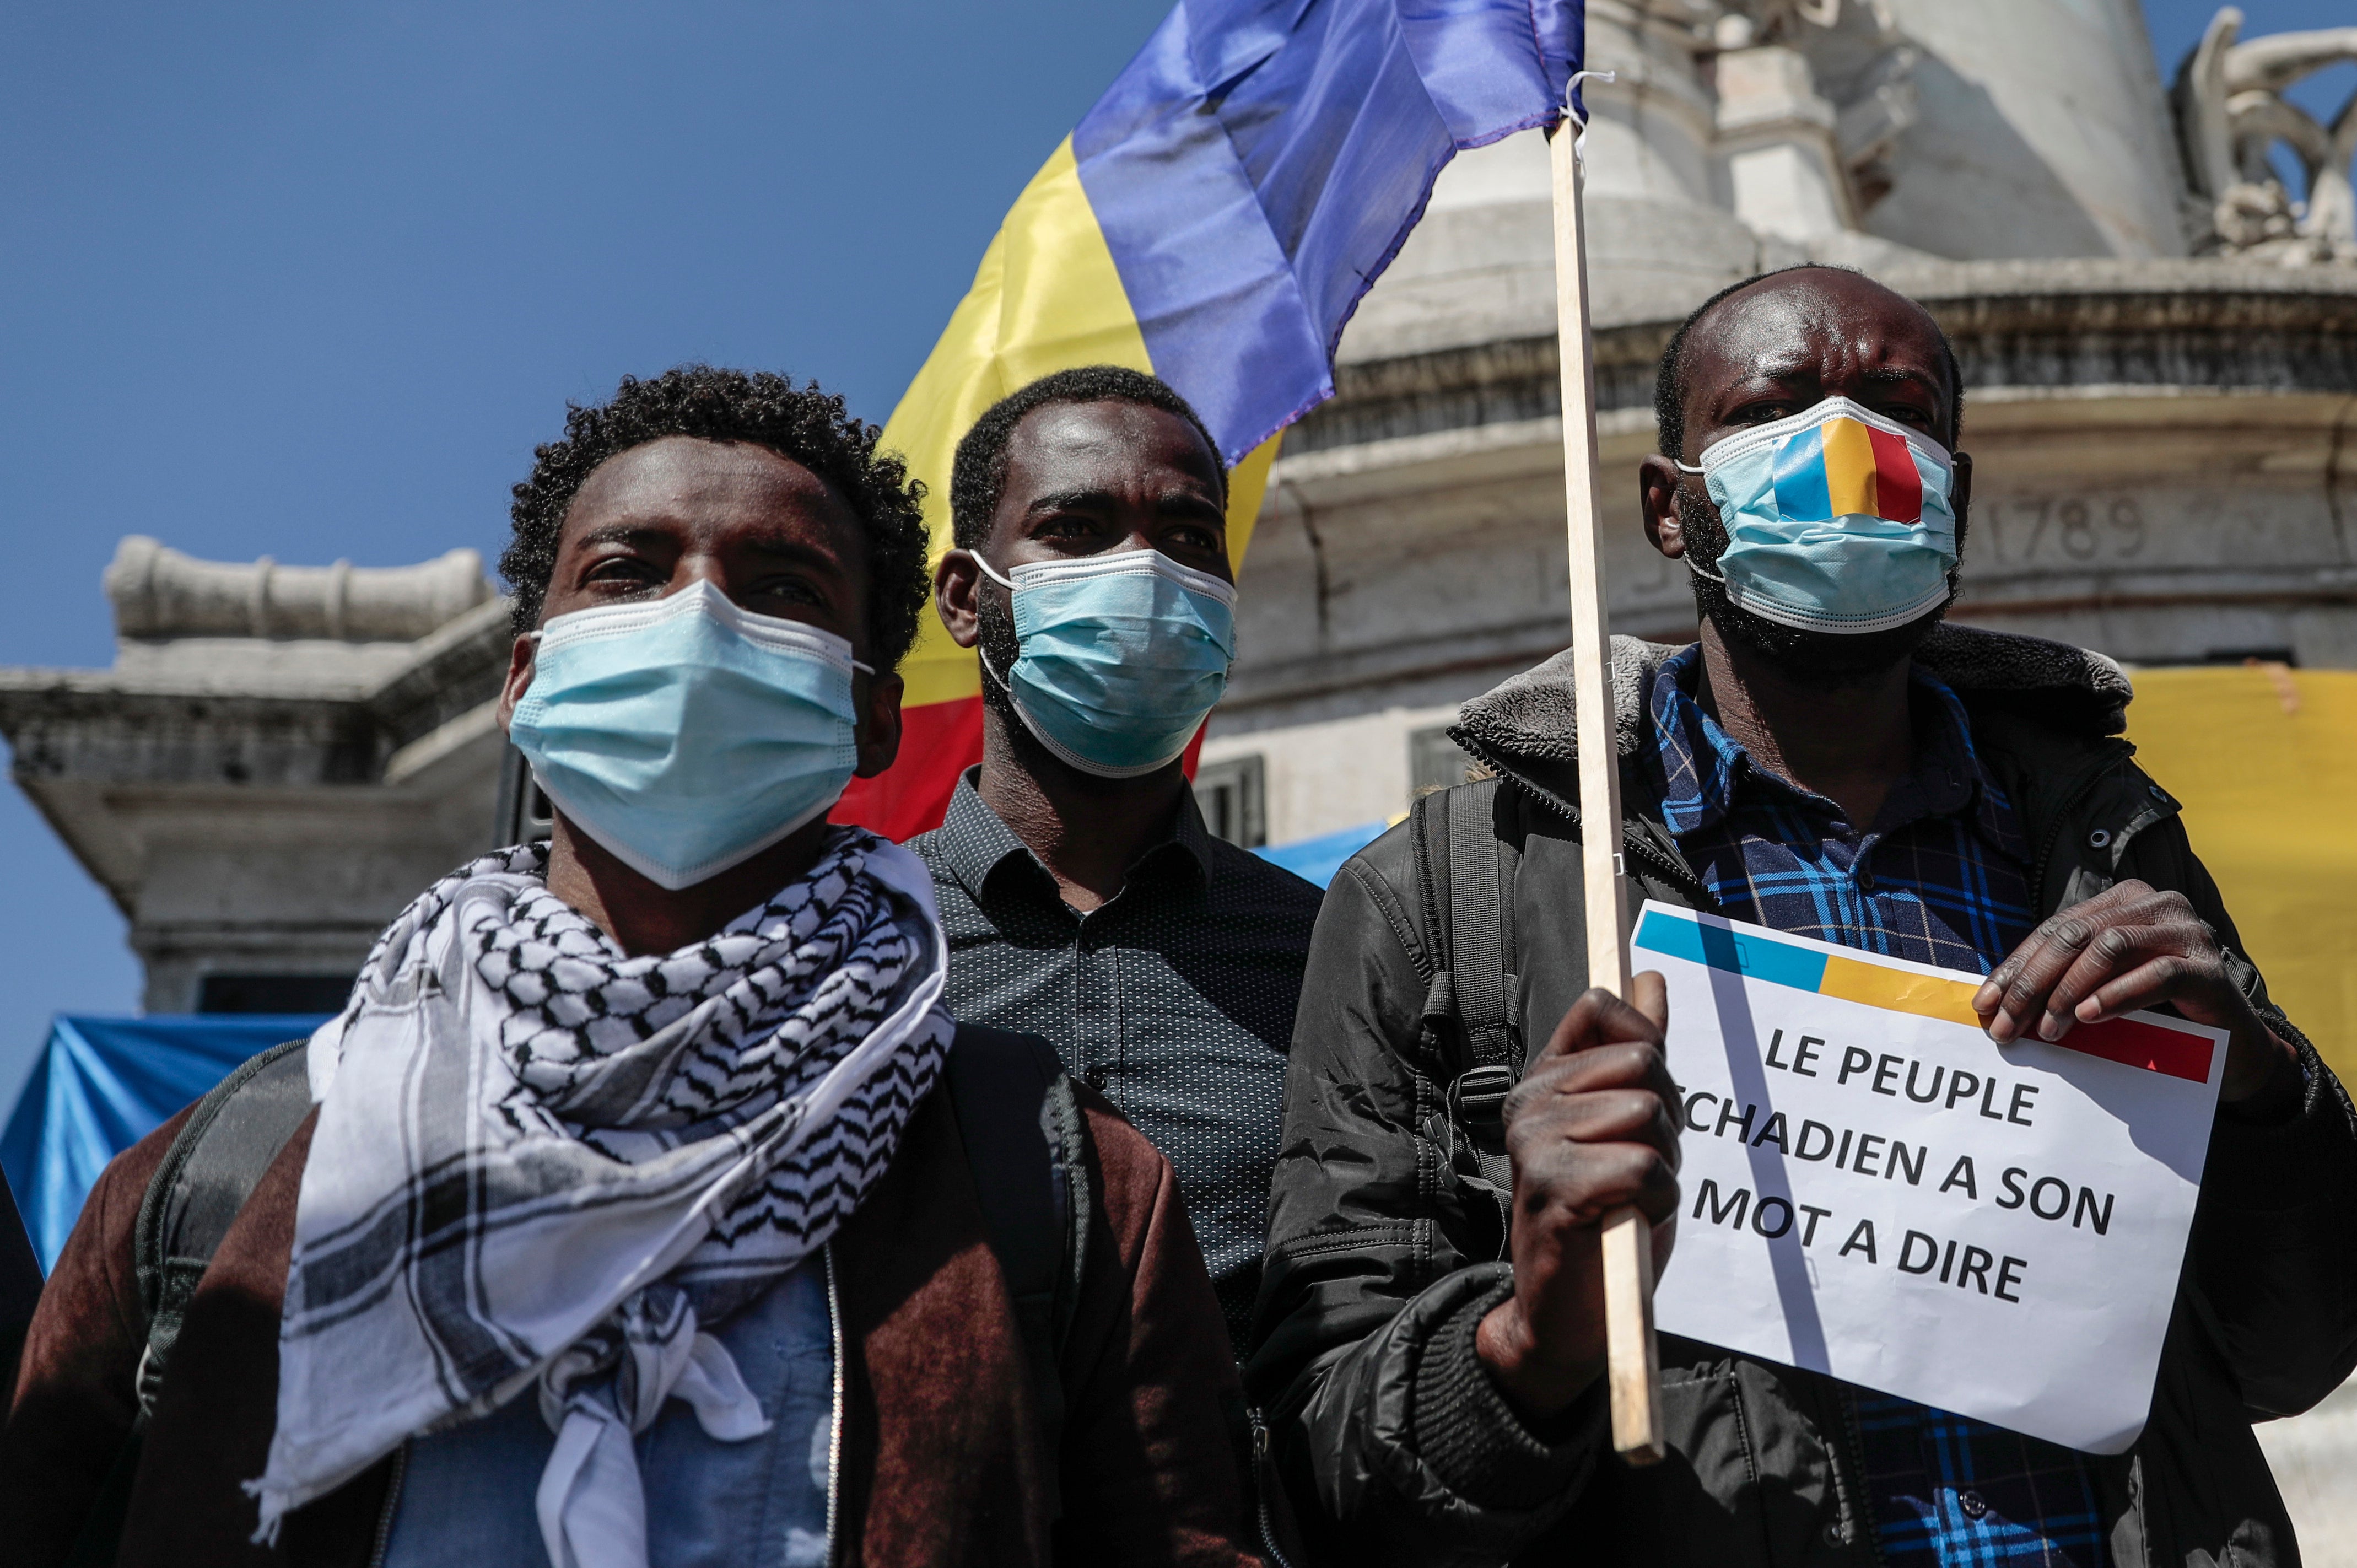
[0, 1, 2349, 1104]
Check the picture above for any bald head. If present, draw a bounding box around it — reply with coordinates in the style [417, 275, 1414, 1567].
[1653, 266, 1962, 465]
[1638, 266, 1975, 682]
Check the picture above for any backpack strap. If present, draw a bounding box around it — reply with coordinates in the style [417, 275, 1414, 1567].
[941, 1022, 1083, 1522]
[1412, 779, 1525, 1202]
[132, 1037, 315, 1423]
[67, 1040, 315, 1565]
[1446, 776, 1522, 1072]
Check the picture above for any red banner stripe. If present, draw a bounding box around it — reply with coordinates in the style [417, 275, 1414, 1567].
[831, 698, 1211, 844]
[2052, 1015, 2216, 1084]
[1867, 426, 1923, 524]
[833, 696, 985, 842]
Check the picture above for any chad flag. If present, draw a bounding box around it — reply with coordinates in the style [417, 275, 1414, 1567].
[1772, 415, 1927, 525]
[834, 0, 1584, 840]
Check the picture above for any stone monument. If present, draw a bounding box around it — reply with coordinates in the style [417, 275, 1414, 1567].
[0, 540, 509, 1012]
[1197, 0, 2357, 847]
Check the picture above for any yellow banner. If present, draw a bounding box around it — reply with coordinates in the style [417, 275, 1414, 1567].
[2124, 665, 2357, 1084]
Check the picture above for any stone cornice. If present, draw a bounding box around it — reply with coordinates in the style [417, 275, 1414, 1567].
[0, 686, 384, 789]
[104, 536, 491, 642]
[364, 598, 514, 752]
[0, 597, 513, 789]
[1288, 260, 2357, 457]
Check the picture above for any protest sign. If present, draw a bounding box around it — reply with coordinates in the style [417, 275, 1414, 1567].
[1638, 901, 2227, 1453]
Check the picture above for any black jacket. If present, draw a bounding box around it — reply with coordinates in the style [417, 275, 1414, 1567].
[1246, 627, 2357, 1568]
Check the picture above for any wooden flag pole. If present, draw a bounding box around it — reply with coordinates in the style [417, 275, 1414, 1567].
[1547, 99, 1666, 1466]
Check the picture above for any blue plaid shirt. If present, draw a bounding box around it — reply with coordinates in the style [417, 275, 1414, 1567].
[1651, 645, 2106, 1568]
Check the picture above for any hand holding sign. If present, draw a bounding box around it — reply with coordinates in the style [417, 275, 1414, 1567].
[1972, 878, 2298, 1106]
[1476, 977, 1680, 1420]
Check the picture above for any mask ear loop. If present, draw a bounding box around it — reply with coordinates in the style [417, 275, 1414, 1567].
[962, 551, 1018, 692]
[1666, 433, 1712, 580]
[965, 574, 1055, 763]
[976, 642, 1013, 694]
[1666, 458, 1725, 585]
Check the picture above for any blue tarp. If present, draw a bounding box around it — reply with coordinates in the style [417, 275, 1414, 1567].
[1254, 820, 1390, 889]
[0, 1015, 328, 1272]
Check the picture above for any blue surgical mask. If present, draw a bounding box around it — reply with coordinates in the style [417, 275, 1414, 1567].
[1678, 395, 1959, 635]
[508, 581, 870, 890]
[974, 548, 1237, 778]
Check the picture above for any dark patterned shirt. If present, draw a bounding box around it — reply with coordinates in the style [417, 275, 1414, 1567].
[1651, 645, 2106, 1568]
[909, 770, 1323, 1356]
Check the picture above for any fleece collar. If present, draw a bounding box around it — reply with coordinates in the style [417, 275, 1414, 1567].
[1449, 623, 2135, 768]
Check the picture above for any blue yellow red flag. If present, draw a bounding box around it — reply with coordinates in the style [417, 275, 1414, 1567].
[836, 0, 1587, 839]
[1770, 416, 1927, 526]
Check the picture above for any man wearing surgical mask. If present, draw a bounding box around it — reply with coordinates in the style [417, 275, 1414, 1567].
[915, 367, 1323, 1362]
[1251, 270, 2355, 1567]
[6, 368, 1265, 1567]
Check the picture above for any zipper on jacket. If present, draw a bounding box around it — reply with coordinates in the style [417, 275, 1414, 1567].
[823, 1243, 845, 1568]
[1824, 1384, 1888, 1567]
[1246, 1407, 1299, 1568]
[366, 1443, 408, 1568]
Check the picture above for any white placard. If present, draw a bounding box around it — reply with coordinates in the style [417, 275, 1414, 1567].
[1637, 901, 2226, 1452]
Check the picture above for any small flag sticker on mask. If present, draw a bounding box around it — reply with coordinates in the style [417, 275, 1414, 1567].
[1772, 414, 1925, 525]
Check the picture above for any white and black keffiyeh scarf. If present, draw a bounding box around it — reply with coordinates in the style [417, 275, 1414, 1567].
[249, 828, 953, 1568]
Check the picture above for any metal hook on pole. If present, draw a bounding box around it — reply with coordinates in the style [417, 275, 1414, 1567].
[1563, 69, 1618, 168]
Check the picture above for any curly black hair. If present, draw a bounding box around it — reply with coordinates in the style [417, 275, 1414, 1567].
[1652, 265, 1964, 462]
[948, 365, 1226, 551]
[500, 366, 932, 672]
